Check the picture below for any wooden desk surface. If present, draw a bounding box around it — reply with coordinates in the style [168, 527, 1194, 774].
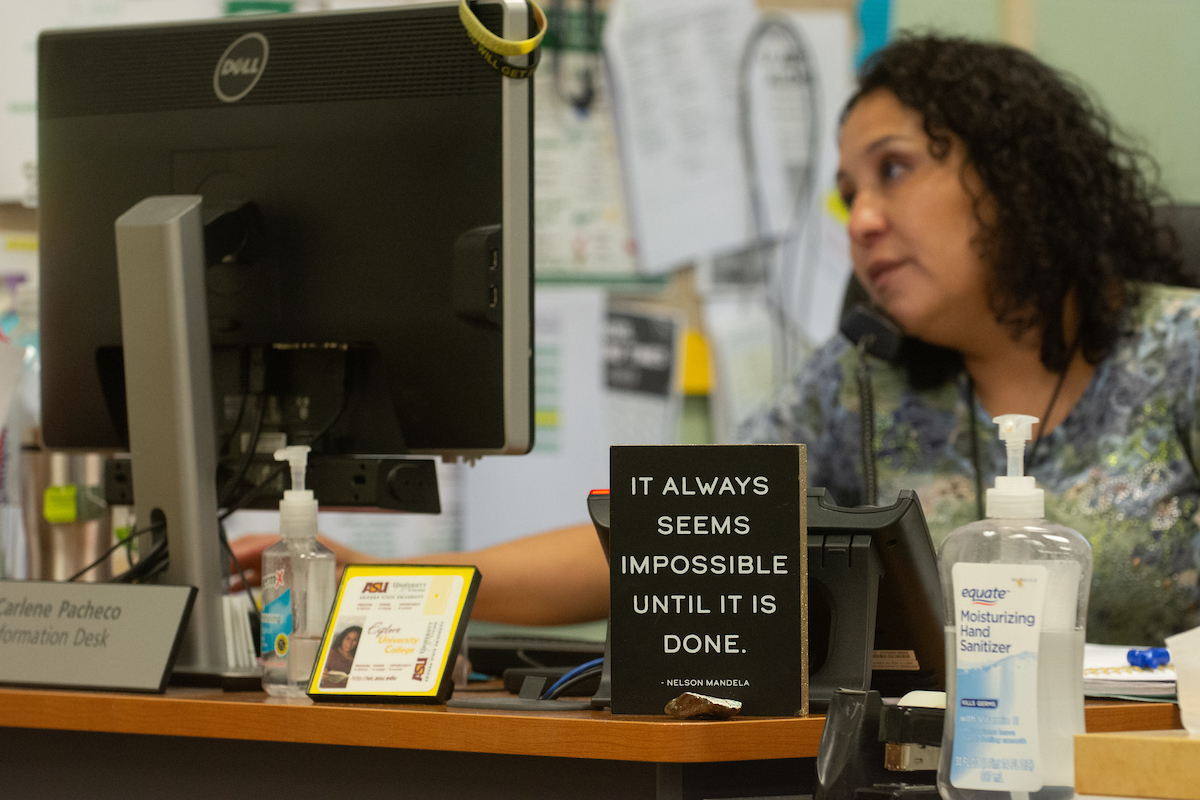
[0, 687, 1180, 763]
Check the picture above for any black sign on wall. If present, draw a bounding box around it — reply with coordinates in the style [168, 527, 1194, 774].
[605, 310, 675, 395]
[609, 444, 807, 716]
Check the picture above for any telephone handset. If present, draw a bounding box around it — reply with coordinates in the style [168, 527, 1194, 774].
[839, 303, 903, 363]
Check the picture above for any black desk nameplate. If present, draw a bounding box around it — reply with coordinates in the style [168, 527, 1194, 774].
[609, 444, 807, 716]
[0, 581, 195, 693]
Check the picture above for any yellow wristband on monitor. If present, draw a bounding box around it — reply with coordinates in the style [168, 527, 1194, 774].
[458, 0, 547, 57]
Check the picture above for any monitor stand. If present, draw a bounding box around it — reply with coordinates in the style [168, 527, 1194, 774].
[114, 195, 250, 683]
[114, 195, 445, 690]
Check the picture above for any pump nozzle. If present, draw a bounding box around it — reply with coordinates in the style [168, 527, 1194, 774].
[275, 445, 311, 492]
[986, 414, 1044, 519]
[994, 413, 1037, 479]
[274, 445, 317, 540]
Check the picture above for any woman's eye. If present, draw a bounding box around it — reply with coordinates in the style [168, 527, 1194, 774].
[880, 158, 906, 182]
[838, 189, 855, 210]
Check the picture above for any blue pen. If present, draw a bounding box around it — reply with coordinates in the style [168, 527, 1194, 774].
[1127, 647, 1170, 669]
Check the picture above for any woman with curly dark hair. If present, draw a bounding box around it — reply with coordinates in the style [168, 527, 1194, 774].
[237, 34, 1199, 643]
[748, 34, 1198, 644]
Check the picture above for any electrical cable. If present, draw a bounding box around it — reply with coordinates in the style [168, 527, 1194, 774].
[110, 539, 169, 584]
[514, 649, 547, 669]
[770, 25, 823, 338]
[219, 388, 250, 460]
[854, 337, 878, 506]
[736, 14, 822, 383]
[218, 393, 266, 509]
[219, 352, 353, 519]
[541, 656, 604, 699]
[220, 519, 259, 616]
[116, 527, 137, 568]
[217, 344, 267, 506]
[542, 666, 603, 700]
[219, 463, 287, 523]
[67, 520, 165, 582]
[111, 351, 267, 587]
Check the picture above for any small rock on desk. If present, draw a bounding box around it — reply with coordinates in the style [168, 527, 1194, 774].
[664, 692, 742, 720]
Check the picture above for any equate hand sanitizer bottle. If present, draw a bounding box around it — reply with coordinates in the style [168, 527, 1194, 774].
[937, 414, 1093, 800]
[260, 445, 336, 697]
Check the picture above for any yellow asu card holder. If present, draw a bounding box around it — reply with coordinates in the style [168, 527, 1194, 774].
[307, 564, 480, 703]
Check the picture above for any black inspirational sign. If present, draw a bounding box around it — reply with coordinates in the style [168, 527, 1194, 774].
[609, 444, 807, 716]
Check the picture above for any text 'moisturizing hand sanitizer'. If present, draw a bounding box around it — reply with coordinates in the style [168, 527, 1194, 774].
[261, 445, 336, 697]
[937, 415, 1092, 800]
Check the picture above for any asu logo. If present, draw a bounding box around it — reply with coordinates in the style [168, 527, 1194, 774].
[412, 657, 428, 680]
[362, 582, 389, 593]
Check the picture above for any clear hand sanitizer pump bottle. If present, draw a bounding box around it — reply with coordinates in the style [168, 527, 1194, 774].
[260, 445, 336, 697]
[937, 414, 1092, 800]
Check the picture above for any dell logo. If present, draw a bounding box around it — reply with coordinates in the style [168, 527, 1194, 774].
[220, 57, 261, 77]
[214, 33, 269, 103]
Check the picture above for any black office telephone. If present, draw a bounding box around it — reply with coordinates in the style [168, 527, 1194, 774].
[587, 487, 945, 711]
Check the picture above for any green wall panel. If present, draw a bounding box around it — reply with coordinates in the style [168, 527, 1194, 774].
[892, 0, 1003, 41]
[890, 0, 1200, 202]
[1036, 0, 1200, 202]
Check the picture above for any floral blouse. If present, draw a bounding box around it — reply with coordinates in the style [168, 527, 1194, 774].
[744, 283, 1200, 645]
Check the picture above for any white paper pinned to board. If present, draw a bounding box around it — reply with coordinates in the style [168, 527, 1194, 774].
[460, 286, 610, 550]
[604, 0, 763, 273]
[0, 0, 224, 202]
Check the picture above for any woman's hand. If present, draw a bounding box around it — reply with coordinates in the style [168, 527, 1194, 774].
[228, 534, 372, 589]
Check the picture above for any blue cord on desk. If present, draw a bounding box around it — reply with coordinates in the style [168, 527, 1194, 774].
[542, 657, 605, 699]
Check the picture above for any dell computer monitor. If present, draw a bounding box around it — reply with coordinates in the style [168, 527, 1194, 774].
[37, 1, 535, 675]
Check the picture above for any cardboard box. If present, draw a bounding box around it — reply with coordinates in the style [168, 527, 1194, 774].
[1075, 729, 1200, 799]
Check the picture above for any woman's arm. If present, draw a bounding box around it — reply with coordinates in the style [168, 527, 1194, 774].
[409, 523, 609, 626]
[229, 522, 609, 626]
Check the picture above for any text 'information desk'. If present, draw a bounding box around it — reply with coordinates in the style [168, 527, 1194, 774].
[0, 686, 1182, 799]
